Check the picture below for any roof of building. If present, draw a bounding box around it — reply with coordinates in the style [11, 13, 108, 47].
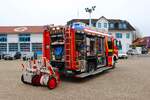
[132, 36, 150, 47]
[0, 26, 44, 34]
[67, 16, 135, 31]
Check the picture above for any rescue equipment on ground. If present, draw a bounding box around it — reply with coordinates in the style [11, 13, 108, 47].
[21, 57, 60, 89]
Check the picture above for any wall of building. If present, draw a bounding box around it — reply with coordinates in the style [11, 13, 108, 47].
[0, 33, 43, 55]
[95, 17, 135, 54]
[31, 33, 42, 43]
[7, 34, 18, 43]
[96, 18, 108, 32]
[110, 31, 133, 53]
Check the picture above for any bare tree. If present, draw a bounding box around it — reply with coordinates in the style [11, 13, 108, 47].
[135, 26, 142, 38]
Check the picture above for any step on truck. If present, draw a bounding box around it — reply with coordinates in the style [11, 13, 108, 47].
[43, 23, 119, 78]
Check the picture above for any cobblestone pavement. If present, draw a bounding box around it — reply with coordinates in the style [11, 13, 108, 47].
[0, 55, 150, 100]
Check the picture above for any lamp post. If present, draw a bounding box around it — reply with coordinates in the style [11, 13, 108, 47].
[85, 6, 96, 27]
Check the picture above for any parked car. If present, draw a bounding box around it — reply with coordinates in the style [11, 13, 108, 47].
[3, 52, 21, 60]
[22, 52, 37, 61]
[4, 53, 14, 60]
[142, 47, 148, 54]
[118, 51, 128, 59]
[14, 52, 21, 59]
[0, 52, 7, 59]
[127, 49, 138, 55]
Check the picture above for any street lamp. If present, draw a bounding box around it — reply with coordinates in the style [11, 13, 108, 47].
[85, 6, 96, 27]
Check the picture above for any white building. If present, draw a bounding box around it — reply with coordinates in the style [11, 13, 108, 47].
[0, 17, 136, 55]
[67, 16, 136, 53]
[0, 26, 43, 55]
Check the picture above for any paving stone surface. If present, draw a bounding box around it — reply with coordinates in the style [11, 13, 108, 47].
[0, 55, 150, 100]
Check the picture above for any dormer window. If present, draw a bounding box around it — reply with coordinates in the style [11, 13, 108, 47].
[109, 23, 114, 29]
[123, 23, 127, 29]
[119, 23, 123, 29]
[114, 23, 118, 28]
[119, 23, 127, 29]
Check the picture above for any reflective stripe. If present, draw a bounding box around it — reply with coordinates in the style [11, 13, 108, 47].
[108, 49, 113, 52]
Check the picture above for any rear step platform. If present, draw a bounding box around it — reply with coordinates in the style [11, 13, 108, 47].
[75, 67, 111, 78]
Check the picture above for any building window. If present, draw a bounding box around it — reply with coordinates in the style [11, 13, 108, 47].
[92, 22, 96, 27]
[123, 23, 127, 29]
[109, 23, 114, 29]
[98, 23, 101, 28]
[116, 33, 122, 38]
[20, 43, 30, 52]
[0, 34, 7, 42]
[32, 43, 42, 54]
[19, 34, 30, 42]
[119, 23, 123, 29]
[126, 33, 130, 39]
[114, 23, 119, 28]
[119, 23, 127, 29]
[0, 43, 7, 52]
[108, 32, 112, 35]
[9, 43, 18, 52]
[104, 23, 107, 28]
[118, 41, 122, 50]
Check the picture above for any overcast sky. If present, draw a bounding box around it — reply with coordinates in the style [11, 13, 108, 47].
[0, 0, 149, 36]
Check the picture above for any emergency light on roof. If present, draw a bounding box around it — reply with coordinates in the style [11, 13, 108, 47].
[72, 22, 86, 30]
[52, 28, 55, 30]
[56, 27, 60, 30]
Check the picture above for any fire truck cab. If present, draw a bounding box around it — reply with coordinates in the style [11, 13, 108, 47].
[43, 23, 118, 78]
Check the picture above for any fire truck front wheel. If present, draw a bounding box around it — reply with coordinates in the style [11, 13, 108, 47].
[112, 57, 116, 69]
[47, 77, 57, 89]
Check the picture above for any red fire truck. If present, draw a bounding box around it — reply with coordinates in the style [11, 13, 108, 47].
[43, 23, 118, 78]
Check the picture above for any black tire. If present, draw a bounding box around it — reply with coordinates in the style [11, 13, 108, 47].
[112, 61, 116, 69]
[87, 62, 96, 73]
[112, 57, 116, 69]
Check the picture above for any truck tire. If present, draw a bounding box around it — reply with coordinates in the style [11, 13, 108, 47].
[112, 61, 116, 69]
[112, 57, 116, 69]
[87, 62, 96, 73]
[112, 56, 118, 69]
[47, 77, 57, 89]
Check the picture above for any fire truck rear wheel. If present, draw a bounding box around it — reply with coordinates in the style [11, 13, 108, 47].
[47, 77, 57, 89]
[87, 62, 96, 73]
